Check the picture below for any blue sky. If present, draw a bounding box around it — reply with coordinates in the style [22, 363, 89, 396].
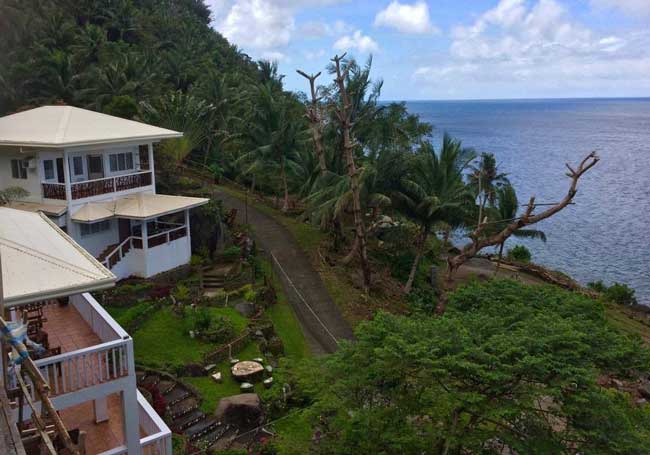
[207, 0, 650, 100]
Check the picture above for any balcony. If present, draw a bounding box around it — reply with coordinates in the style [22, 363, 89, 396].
[41, 171, 153, 201]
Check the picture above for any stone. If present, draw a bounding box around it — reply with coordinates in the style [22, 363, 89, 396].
[264, 365, 273, 376]
[636, 398, 648, 406]
[253, 357, 264, 364]
[267, 336, 284, 356]
[231, 360, 264, 383]
[638, 382, 650, 400]
[183, 363, 205, 377]
[263, 377, 274, 389]
[230, 358, 240, 365]
[254, 330, 264, 338]
[612, 378, 624, 389]
[204, 364, 217, 372]
[211, 372, 223, 383]
[240, 382, 254, 393]
[215, 394, 263, 428]
[234, 301, 257, 318]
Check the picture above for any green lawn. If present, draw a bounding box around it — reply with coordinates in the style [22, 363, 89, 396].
[258, 258, 309, 360]
[132, 306, 248, 368]
[271, 409, 313, 455]
[182, 342, 263, 414]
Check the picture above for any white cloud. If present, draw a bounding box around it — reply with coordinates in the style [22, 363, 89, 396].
[304, 49, 327, 60]
[333, 30, 379, 53]
[591, 0, 650, 17]
[209, 0, 347, 54]
[374, 1, 438, 34]
[413, 0, 650, 98]
[299, 20, 353, 39]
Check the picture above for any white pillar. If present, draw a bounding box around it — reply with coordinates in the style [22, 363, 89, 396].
[122, 339, 142, 455]
[62, 149, 72, 202]
[94, 396, 108, 423]
[147, 143, 156, 193]
[185, 209, 191, 256]
[142, 220, 149, 278]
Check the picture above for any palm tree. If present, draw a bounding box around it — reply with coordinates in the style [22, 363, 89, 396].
[237, 83, 306, 212]
[490, 184, 546, 274]
[394, 135, 476, 293]
[468, 152, 509, 224]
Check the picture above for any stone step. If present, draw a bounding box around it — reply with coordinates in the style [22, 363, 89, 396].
[185, 417, 219, 440]
[172, 409, 206, 432]
[164, 386, 190, 406]
[170, 397, 200, 419]
[140, 375, 160, 389]
[209, 426, 238, 452]
[158, 380, 176, 395]
[197, 423, 230, 448]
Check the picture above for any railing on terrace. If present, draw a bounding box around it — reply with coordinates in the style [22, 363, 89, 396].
[28, 293, 131, 398]
[40, 171, 153, 201]
[42, 182, 66, 200]
[102, 224, 188, 270]
[96, 392, 172, 455]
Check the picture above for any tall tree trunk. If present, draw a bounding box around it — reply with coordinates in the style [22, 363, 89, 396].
[493, 242, 505, 277]
[280, 158, 289, 213]
[332, 54, 371, 292]
[341, 235, 358, 265]
[404, 226, 428, 294]
[296, 70, 327, 176]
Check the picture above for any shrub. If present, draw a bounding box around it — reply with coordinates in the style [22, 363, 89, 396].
[604, 283, 638, 306]
[587, 280, 608, 293]
[507, 244, 531, 262]
[173, 284, 191, 302]
[185, 307, 235, 343]
[222, 245, 242, 261]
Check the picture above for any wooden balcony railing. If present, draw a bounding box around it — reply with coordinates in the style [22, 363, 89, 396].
[42, 182, 66, 200]
[71, 171, 152, 200]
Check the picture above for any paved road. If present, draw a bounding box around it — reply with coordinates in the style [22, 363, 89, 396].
[214, 188, 354, 355]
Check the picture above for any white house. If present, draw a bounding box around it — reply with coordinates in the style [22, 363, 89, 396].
[0, 207, 172, 455]
[0, 106, 208, 279]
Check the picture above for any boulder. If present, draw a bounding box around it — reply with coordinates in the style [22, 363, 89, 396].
[234, 301, 257, 318]
[215, 393, 263, 428]
[231, 360, 264, 383]
[638, 382, 650, 400]
[211, 372, 223, 383]
[183, 363, 206, 377]
[267, 336, 284, 356]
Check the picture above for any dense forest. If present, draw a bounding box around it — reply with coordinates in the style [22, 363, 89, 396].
[2, 1, 649, 454]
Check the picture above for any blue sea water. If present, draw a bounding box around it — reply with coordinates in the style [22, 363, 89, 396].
[404, 98, 650, 304]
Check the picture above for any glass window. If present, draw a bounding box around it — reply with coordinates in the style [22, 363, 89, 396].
[80, 220, 111, 236]
[108, 152, 134, 172]
[43, 160, 55, 180]
[73, 156, 84, 176]
[10, 159, 27, 179]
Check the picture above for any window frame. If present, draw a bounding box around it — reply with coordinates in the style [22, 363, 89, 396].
[109, 152, 135, 173]
[43, 159, 55, 180]
[72, 156, 84, 176]
[11, 159, 27, 179]
[80, 220, 111, 237]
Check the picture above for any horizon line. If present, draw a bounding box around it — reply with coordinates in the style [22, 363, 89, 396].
[379, 96, 650, 103]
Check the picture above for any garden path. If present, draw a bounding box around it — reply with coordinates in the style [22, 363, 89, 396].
[214, 188, 354, 355]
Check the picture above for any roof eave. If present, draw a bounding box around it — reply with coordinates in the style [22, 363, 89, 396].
[3, 278, 116, 309]
[0, 132, 184, 149]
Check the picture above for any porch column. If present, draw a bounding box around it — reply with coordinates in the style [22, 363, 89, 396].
[93, 396, 108, 423]
[185, 209, 191, 255]
[147, 143, 156, 193]
[62, 149, 72, 202]
[122, 338, 142, 455]
[142, 220, 149, 278]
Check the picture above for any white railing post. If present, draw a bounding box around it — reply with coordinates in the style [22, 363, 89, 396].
[148, 143, 156, 193]
[63, 150, 72, 202]
[122, 339, 141, 455]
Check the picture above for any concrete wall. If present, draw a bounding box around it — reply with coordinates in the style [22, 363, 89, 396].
[0, 152, 46, 203]
[71, 219, 120, 257]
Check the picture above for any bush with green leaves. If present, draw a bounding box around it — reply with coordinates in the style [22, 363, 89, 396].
[295, 280, 650, 455]
[185, 307, 235, 343]
[506, 244, 532, 262]
[605, 282, 638, 306]
[222, 245, 242, 261]
[587, 280, 608, 293]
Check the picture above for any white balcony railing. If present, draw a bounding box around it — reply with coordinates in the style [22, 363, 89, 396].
[97, 392, 173, 455]
[29, 293, 131, 398]
[41, 170, 153, 201]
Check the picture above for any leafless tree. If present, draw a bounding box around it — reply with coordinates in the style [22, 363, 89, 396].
[296, 69, 327, 176]
[445, 151, 599, 291]
[331, 53, 372, 292]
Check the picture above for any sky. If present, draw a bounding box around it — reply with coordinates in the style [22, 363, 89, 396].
[206, 0, 650, 100]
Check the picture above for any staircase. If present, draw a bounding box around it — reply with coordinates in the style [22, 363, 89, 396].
[97, 243, 120, 264]
[201, 264, 233, 295]
[137, 370, 238, 451]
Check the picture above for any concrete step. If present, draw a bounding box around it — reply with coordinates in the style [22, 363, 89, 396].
[170, 397, 200, 419]
[157, 380, 176, 395]
[185, 417, 219, 441]
[172, 409, 205, 432]
[197, 423, 230, 448]
[209, 426, 238, 452]
[164, 386, 190, 406]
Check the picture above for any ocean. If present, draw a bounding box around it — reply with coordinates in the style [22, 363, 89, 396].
[404, 98, 650, 304]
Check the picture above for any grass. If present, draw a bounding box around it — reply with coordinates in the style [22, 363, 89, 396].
[270, 409, 313, 455]
[605, 303, 650, 344]
[258, 257, 309, 360]
[132, 306, 248, 368]
[182, 342, 263, 414]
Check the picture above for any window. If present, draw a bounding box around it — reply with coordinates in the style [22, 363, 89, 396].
[43, 160, 55, 180]
[72, 156, 84, 176]
[109, 152, 134, 172]
[10, 159, 27, 179]
[80, 220, 111, 237]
